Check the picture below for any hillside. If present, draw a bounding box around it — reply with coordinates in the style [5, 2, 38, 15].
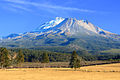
[101, 49, 120, 54]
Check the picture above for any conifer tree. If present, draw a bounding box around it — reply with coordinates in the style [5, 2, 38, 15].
[41, 53, 49, 63]
[0, 47, 10, 68]
[16, 50, 24, 66]
[69, 51, 81, 70]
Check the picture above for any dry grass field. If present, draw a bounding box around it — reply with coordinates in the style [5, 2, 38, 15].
[0, 63, 120, 80]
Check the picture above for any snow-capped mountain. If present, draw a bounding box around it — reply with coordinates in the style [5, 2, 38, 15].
[3, 17, 118, 39]
[1, 17, 120, 51]
[33, 17, 112, 36]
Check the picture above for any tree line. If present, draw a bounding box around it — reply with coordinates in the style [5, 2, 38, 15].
[0, 47, 24, 68]
[0, 48, 54, 68]
[0, 48, 82, 70]
[9, 48, 71, 62]
[9, 48, 120, 62]
[0, 48, 120, 69]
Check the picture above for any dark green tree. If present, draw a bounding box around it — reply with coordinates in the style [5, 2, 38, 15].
[74, 59, 81, 69]
[69, 51, 81, 70]
[41, 53, 49, 63]
[0, 48, 10, 68]
[16, 50, 24, 66]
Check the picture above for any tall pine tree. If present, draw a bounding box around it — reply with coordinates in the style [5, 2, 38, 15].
[16, 50, 24, 66]
[69, 51, 81, 70]
[0, 48, 10, 68]
[41, 53, 49, 63]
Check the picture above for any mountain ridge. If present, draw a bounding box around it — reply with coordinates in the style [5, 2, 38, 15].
[1, 17, 120, 52]
[3, 17, 118, 40]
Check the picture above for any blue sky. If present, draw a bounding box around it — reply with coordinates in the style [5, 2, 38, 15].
[0, 0, 120, 37]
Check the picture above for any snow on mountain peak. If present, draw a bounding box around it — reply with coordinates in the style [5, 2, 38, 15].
[4, 17, 117, 40]
[34, 17, 65, 32]
[31, 17, 114, 37]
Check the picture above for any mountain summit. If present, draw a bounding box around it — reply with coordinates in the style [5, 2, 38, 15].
[33, 17, 110, 36]
[1, 17, 120, 52]
[3, 17, 118, 39]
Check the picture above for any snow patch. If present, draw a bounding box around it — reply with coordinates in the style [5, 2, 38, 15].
[35, 17, 65, 31]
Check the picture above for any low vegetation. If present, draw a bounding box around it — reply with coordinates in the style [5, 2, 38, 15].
[0, 63, 120, 80]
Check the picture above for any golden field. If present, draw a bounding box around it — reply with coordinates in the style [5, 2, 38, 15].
[0, 63, 120, 80]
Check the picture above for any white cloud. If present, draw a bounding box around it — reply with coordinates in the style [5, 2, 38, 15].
[4, 0, 95, 13]
[8, 4, 31, 11]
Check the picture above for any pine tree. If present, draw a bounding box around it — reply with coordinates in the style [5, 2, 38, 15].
[74, 59, 81, 69]
[41, 53, 49, 63]
[0, 48, 10, 68]
[16, 50, 24, 66]
[69, 51, 81, 70]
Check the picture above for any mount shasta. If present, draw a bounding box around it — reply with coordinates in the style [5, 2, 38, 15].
[1, 17, 120, 52]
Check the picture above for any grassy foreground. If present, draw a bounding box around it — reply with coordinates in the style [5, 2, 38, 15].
[0, 63, 120, 80]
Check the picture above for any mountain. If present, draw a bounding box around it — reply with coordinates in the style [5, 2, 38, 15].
[1, 17, 120, 52]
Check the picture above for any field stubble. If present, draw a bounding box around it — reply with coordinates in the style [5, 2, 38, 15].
[0, 63, 120, 80]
